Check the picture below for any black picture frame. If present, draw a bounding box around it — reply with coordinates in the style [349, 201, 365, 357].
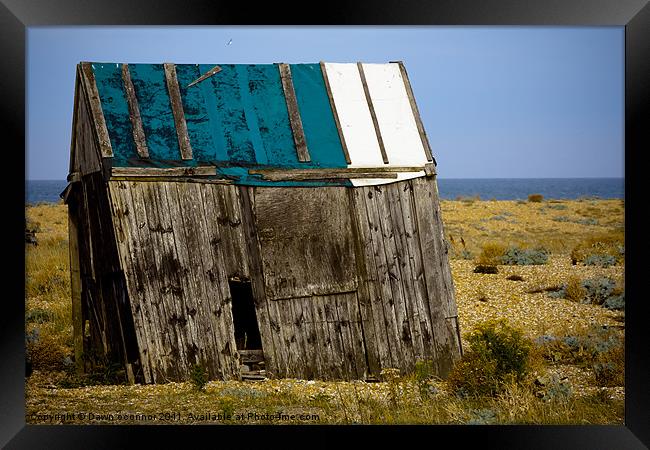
[3, 1, 647, 447]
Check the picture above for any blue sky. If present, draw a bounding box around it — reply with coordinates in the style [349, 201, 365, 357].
[26, 26, 624, 180]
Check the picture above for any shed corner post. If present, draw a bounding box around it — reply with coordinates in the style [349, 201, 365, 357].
[67, 190, 84, 375]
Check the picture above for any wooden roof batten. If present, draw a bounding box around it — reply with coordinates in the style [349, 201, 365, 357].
[163, 62, 194, 161]
[121, 63, 149, 159]
[79, 62, 114, 159]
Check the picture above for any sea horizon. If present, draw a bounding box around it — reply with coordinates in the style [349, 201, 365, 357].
[25, 177, 625, 204]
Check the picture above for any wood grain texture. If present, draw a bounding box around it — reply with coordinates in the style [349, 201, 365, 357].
[80, 63, 113, 158]
[121, 64, 149, 158]
[74, 74, 103, 175]
[254, 187, 358, 300]
[67, 194, 84, 374]
[410, 177, 461, 376]
[69, 67, 81, 175]
[163, 63, 193, 160]
[278, 63, 310, 162]
[346, 188, 382, 376]
[239, 186, 280, 377]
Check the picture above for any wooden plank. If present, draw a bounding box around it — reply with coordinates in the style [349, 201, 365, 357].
[320, 61, 351, 164]
[410, 177, 460, 376]
[75, 72, 104, 176]
[141, 182, 193, 379]
[332, 294, 355, 379]
[187, 64, 222, 88]
[335, 294, 366, 380]
[80, 62, 113, 158]
[347, 188, 384, 376]
[267, 300, 289, 378]
[347, 293, 368, 379]
[324, 296, 346, 380]
[297, 296, 318, 379]
[239, 186, 280, 378]
[181, 182, 240, 379]
[386, 183, 427, 362]
[363, 186, 403, 370]
[111, 166, 216, 177]
[400, 181, 437, 362]
[121, 63, 149, 158]
[311, 295, 336, 380]
[393, 61, 434, 163]
[374, 185, 416, 373]
[128, 181, 175, 381]
[69, 67, 81, 174]
[198, 184, 242, 379]
[249, 166, 423, 180]
[108, 181, 155, 382]
[173, 182, 224, 376]
[278, 63, 311, 163]
[109, 176, 232, 184]
[280, 299, 302, 378]
[164, 182, 212, 375]
[200, 185, 245, 377]
[357, 63, 389, 164]
[289, 298, 311, 378]
[212, 186, 249, 280]
[255, 187, 358, 300]
[67, 200, 84, 374]
[163, 63, 193, 160]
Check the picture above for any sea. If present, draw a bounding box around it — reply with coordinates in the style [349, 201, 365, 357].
[25, 178, 625, 205]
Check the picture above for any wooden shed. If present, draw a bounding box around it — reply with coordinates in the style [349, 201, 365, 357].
[63, 61, 462, 384]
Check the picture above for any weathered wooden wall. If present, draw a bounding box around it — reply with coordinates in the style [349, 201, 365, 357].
[68, 171, 139, 382]
[71, 69, 103, 177]
[109, 181, 247, 383]
[103, 176, 460, 382]
[349, 178, 461, 377]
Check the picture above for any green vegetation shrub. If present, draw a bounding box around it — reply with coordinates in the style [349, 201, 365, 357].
[477, 242, 507, 266]
[571, 234, 624, 266]
[466, 408, 497, 425]
[501, 246, 549, 265]
[26, 330, 66, 371]
[447, 319, 533, 397]
[603, 294, 625, 311]
[583, 254, 617, 267]
[548, 276, 623, 310]
[592, 338, 625, 386]
[528, 194, 544, 203]
[583, 277, 617, 305]
[25, 308, 54, 324]
[564, 276, 587, 302]
[534, 374, 573, 403]
[218, 398, 236, 420]
[547, 204, 567, 210]
[413, 359, 437, 400]
[190, 363, 209, 392]
[535, 325, 624, 387]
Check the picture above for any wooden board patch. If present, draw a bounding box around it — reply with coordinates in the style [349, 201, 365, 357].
[254, 187, 358, 300]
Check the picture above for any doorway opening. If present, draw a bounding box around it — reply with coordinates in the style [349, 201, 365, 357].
[228, 278, 262, 351]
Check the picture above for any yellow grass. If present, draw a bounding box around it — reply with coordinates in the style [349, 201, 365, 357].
[25, 198, 625, 425]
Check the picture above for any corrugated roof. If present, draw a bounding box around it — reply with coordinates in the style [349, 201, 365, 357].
[86, 62, 434, 186]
